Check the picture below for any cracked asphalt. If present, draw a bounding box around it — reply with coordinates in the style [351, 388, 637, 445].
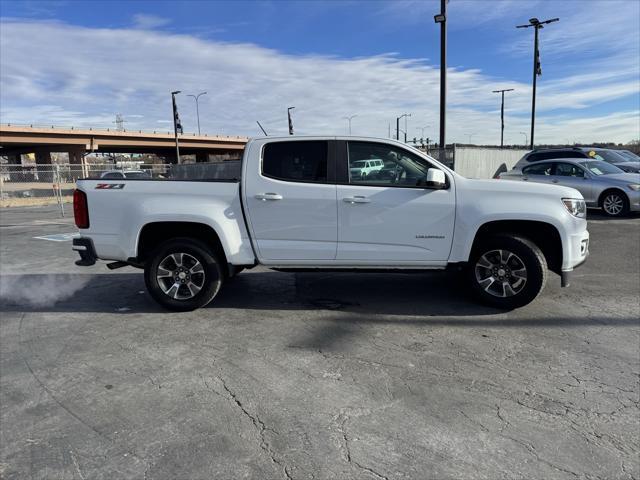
[1, 205, 639, 480]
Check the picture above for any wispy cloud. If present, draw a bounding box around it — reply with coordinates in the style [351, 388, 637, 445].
[131, 13, 171, 30]
[0, 19, 637, 144]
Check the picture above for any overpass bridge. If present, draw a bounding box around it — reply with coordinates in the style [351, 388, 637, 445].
[0, 124, 248, 165]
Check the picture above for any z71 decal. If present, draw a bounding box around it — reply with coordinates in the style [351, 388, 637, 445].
[95, 183, 125, 189]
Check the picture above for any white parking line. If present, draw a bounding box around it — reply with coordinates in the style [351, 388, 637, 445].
[33, 233, 80, 242]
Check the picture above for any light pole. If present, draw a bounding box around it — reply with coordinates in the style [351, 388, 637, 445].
[492, 88, 514, 148]
[517, 17, 559, 149]
[519, 131, 528, 147]
[434, 0, 447, 155]
[396, 113, 411, 141]
[416, 125, 431, 138]
[343, 114, 357, 134]
[171, 90, 182, 163]
[466, 133, 476, 144]
[287, 107, 295, 135]
[187, 91, 207, 135]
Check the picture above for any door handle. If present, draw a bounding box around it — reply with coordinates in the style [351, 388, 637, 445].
[255, 193, 283, 201]
[343, 196, 371, 204]
[522, 177, 529, 181]
[551, 179, 559, 183]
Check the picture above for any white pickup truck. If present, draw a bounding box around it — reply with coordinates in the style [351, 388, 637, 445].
[72, 136, 589, 311]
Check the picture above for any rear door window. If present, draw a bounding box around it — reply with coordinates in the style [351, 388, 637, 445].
[262, 141, 328, 183]
[523, 163, 553, 175]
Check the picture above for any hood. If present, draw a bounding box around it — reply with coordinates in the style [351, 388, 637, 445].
[461, 177, 583, 199]
[600, 173, 640, 183]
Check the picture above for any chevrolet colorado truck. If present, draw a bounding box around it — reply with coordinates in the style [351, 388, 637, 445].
[72, 136, 589, 311]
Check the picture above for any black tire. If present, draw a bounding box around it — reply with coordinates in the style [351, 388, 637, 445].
[467, 234, 547, 309]
[144, 237, 223, 311]
[600, 190, 629, 217]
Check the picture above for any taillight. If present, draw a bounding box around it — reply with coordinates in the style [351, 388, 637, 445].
[73, 189, 90, 228]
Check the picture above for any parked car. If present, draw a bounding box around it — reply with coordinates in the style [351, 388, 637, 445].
[73, 136, 590, 311]
[499, 158, 640, 217]
[349, 158, 384, 179]
[616, 150, 640, 161]
[512, 147, 639, 172]
[100, 170, 151, 179]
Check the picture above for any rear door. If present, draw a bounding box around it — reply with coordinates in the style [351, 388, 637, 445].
[242, 140, 337, 261]
[336, 140, 455, 263]
[521, 162, 554, 185]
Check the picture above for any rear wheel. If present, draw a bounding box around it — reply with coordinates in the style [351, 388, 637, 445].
[467, 234, 547, 309]
[600, 190, 629, 217]
[144, 238, 223, 311]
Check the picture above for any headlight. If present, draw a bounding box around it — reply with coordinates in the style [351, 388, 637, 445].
[562, 198, 586, 218]
[628, 184, 640, 191]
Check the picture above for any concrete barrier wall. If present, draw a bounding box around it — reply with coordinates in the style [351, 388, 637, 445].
[453, 147, 531, 179]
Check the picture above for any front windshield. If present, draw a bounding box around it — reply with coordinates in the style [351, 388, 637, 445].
[581, 161, 624, 175]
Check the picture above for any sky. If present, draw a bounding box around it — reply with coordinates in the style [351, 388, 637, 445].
[0, 0, 639, 145]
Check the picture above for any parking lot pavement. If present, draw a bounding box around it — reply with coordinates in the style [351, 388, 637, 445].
[1, 206, 638, 480]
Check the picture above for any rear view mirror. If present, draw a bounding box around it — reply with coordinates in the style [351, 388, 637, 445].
[424, 168, 446, 189]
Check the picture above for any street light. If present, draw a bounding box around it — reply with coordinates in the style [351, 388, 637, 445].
[492, 88, 514, 148]
[416, 124, 431, 137]
[434, 0, 448, 156]
[187, 91, 207, 135]
[517, 16, 559, 149]
[519, 131, 528, 147]
[466, 133, 476, 144]
[343, 114, 357, 135]
[396, 113, 411, 141]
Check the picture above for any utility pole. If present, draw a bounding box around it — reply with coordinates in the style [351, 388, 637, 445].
[287, 107, 295, 135]
[434, 0, 447, 158]
[113, 114, 126, 131]
[492, 88, 514, 147]
[517, 17, 559, 149]
[187, 91, 207, 135]
[171, 91, 183, 163]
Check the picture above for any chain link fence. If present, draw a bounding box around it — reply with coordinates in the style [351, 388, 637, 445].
[0, 164, 162, 211]
[0, 162, 244, 211]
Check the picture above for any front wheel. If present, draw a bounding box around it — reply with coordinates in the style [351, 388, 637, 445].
[467, 235, 547, 309]
[144, 238, 223, 311]
[601, 191, 629, 217]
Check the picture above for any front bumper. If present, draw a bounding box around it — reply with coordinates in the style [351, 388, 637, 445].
[629, 190, 640, 212]
[561, 228, 589, 287]
[72, 237, 98, 266]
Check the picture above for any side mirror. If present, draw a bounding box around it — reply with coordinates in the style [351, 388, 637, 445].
[423, 168, 446, 189]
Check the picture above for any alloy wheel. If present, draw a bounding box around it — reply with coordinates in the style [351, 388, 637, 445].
[603, 194, 624, 216]
[156, 252, 206, 300]
[474, 249, 527, 298]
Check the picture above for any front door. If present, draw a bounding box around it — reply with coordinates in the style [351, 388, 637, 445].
[243, 140, 337, 261]
[336, 141, 455, 263]
[551, 162, 593, 203]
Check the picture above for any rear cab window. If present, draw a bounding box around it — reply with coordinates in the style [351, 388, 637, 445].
[262, 141, 329, 183]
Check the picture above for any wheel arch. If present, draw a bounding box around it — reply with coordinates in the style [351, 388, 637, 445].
[598, 187, 629, 207]
[136, 221, 228, 275]
[470, 220, 563, 274]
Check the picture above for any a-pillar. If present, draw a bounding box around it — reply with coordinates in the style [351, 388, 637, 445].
[196, 151, 209, 163]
